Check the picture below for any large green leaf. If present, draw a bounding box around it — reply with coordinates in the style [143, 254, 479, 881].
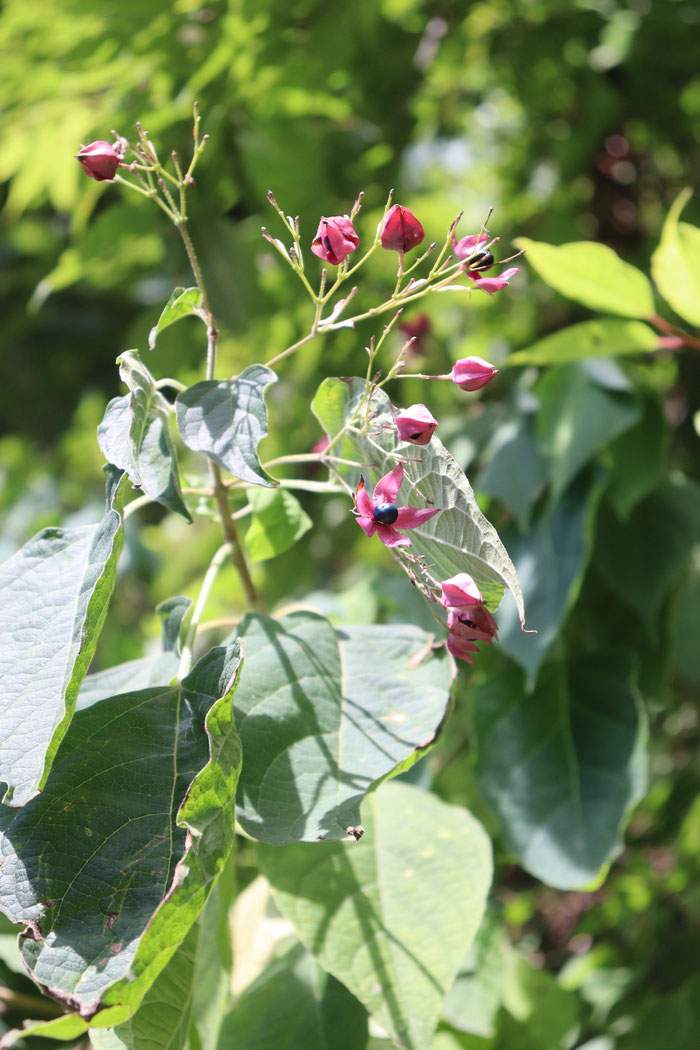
[259, 782, 492, 1050]
[231, 611, 453, 843]
[175, 365, 277, 486]
[98, 351, 191, 521]
[245, 487, 313, 563]
[495, 468, 605, 686]
[90, 920, 203, 1050]
[148, 287, 206, 350]
[0, 643, 242, 1035]
[476, 413, 547, 532]
[514, 239, 655, 318]
[0, 468, 125, 806]
[593, 475, 700, 630]
[312, 378, 525, 624]
[617, 973, 700, 1050]
[216, 942, 368, 1050]
[507, 319, 657, 367]
[651, 188, 700, 326]
[536, 363, 642, 502]
[475, 653, 647, 889]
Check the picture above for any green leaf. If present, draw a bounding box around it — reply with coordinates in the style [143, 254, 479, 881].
[475, 653, 647, 889]
[148, 287, 205, 350]
[0, 643, 242, 1026]
[593, 475, 700, 629]
[606, 394, 671, 518]
[441, 912, 509, 1038]
[90, 920, 203, 1050]
[617, 973, 700, 1050]
[514, 239, 655, 318]
[216, 942, 368, 1050]
[651, 188, 700, 326]
[259, 782, 492, 1050]
[232, 611, 453, 843]
[0, 468, 125, 806]
[246, 487, 313, 563]
[477, 414, 547, 532]
[495, 468, 605, 685]
[498, 954, 581, 1050]
[175, 365, 277, 486]
[312, 378, 525, 625]
[98, 351, 191, 521]
[507, 318, 657, 367]
[536, 364, 642, 502]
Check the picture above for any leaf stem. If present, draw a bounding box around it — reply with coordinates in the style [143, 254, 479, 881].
[178, 541, 233, 678]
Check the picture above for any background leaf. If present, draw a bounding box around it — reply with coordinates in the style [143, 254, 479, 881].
[514, 239, 655, 318]
[232, 611, 453, 843]
[245, 487, 313, 563]
[651, 188, 700, 326]
[259, 782, 492, 1050]
[175, 365, 277, 486]
[507, 318, 657, 367]
[475, 653, 648, 889]
[0, 644, 242, 1027]
[313, 378, 525, 624]
[216, 942, 368, 1050]
[98, 351, 191, 521]
[0, 468, 125, 806]
[148, 287, 205, 350]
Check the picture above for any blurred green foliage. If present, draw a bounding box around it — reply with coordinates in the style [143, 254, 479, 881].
[1, 0, 699, 1047]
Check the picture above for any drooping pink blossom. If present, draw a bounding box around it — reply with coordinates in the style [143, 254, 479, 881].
[75, 140, 121, 181]
[440, 573, 483, 609]
[353, 462, 439, 548]
[447, 606, 498, 644]
[381, 205, 425, 253]
[450, 356, 499, 392]
[395, 404, 438, 446]
[452, 231, 490, 265]
[311, 215, 360, 265]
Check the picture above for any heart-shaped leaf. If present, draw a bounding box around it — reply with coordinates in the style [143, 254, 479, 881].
[0, 468, 125, 806]
[0, 644, 242, 1030]
[98, 351, 191, 521]
[232, 611, 453, 843]
[175, 366, 277, 486]
[259, 782, 492, 1050]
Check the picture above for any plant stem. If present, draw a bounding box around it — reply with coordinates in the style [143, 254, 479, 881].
[178, 541, 232, 678]
[210, 462, 263, 611]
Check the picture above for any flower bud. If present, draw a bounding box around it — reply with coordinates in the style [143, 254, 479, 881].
[451, 356, 498, 392]
[311, 215, 360, 265]
[381, 204, 424, 253]
[440, 573, 482, 609]
[395, 404, 438, 445]
[75, 140, 121, 182]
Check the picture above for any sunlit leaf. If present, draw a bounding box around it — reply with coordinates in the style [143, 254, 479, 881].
[231, 611, 453, 843]
[176, 366, 277, 486]
[514, 239, 655, 318]
[0, 468, 125, 806]
[651, 188, 700, 326]
[245, 487, 312, 563]
[259, 782, 492, 1050]
[507, 319, 657, 367]
[148, 287, 206, 349]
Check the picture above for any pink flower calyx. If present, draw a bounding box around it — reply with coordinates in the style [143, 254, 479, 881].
[451, 356, 499, 392]
[440, 573, 483, 608]
[381, 204, 425, 253]
[395, 403, 438, 446]
[75, 140, 122, 182]
[353, 462, 439, 548]
[311, 215, 360, 265]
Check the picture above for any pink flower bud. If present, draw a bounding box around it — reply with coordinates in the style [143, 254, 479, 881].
[75, 140, 121, 182]
[311, 215, 360, 265]
[395, 404, 438, 445]
[381, 205, 425, 253]
[657, 336, 685, 350]
[440, 573, 483, 609]
[451, 356, 499, 392]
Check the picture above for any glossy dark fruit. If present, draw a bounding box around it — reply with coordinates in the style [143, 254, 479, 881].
[373, 502, 399, 525]
[468, 248, 494, 272]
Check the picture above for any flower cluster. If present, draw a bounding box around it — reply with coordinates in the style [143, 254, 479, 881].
[440, 573, 499, 664]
